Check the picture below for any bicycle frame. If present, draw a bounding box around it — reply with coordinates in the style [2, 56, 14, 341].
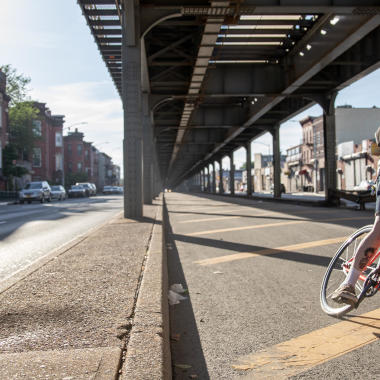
[342, 249, 380, 284]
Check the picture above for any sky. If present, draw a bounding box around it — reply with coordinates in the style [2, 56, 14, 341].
[1, 1, 379, 173]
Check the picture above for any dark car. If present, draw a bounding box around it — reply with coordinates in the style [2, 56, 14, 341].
[68, 185, 87, 198]
[19, 181, 51, 204]
[76, 182, 95, 196]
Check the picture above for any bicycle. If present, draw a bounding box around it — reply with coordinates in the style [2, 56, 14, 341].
[320, 224, 380, 317]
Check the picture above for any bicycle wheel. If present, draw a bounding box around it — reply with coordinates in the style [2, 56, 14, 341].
[320, 225, 374, 317]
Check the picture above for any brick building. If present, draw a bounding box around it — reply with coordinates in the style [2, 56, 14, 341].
[0, 70, 10, 190]
[31, 102, 64, 184]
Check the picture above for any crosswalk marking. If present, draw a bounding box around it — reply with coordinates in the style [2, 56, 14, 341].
[185, 216, 371, 236]
[232, 307, 380, 379]
[194, 236, 347, 266]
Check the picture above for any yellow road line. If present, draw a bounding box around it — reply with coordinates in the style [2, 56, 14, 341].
[232, 307, 380, 378]
[185, 216, 371, 236]
[179, 215, 242, 224]
[194, 236, 347, 266]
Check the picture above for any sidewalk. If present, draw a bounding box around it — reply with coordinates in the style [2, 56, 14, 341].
[0, 196, 171, 379]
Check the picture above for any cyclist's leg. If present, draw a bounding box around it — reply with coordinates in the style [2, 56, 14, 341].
[345, 216, 380, 283]
[332, 216, 380, 304]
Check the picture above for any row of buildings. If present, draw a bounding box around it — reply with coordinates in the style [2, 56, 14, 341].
[199, 106, 380, 194]
[0, 70, 120, 191]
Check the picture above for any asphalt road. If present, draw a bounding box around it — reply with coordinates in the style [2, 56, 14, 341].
[166, 192, 380, 380]
[0, 195, 123, 282]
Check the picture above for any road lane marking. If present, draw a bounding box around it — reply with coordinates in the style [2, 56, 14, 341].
[0, 221, 5, 224]
[177, 209, 338, 224]
[194, 236, 347, 265]
[232, 307, 380, 378]
[185, 216, 371, 236]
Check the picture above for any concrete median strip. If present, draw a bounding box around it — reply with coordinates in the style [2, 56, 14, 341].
[0, 197, 171, 379]
[121, 195, 171, 379]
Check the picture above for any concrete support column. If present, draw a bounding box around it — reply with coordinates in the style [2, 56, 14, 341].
[207, 166, 211, 192]
[142, 93, 153, 204]
[212, 162, 216, 194]
[122, 2, 143, 218]
[219, 158, 224, 194]
[229, 153, 235, 196]
[201, 169, 205, 191]
[246, 142, 252, 197]
[322, 93, 338, 203]
[271, 125, 281, 198]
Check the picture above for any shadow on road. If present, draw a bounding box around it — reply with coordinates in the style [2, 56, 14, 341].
[164, 202, 210, 380]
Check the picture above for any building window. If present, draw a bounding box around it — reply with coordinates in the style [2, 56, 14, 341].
[33, 120, 42, 137]
[0, 105, 2, 128]
[55, 132, 62, 147]
[68, 162, 72, 172]
[77, 144, 82, 155]
[32, 148, 42, 167]
[77, 162, 82, 171]
[55, 153, 63, 170]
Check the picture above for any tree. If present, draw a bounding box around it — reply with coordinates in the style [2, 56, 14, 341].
[2, 145, 29, 190]
[240, 161, 255, 170]
[8, 102, 40, 161]
[65, 172, 89, 188]
[0, 64, 31, 106]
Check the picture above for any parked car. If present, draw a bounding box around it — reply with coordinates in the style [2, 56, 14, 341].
[89, 183, 97, 195]
[76, 182, 96, 196]
[19, 181, 51, 204]
[68, 185, 87, 198]
[103, 185, 113, 195]
[353, 180, 375, 192]
[50, 185, 66, 201]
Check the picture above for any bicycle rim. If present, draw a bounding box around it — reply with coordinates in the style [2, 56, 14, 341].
[320, 225, 373, 317]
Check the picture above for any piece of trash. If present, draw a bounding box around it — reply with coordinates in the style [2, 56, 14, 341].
[213, 271, 223, 274]
[175, 364, 192, 370]
[171, 333, 181, 342]
[200, 318, 205, 323]
[168, 290, 187, 305]
[170, 284, 187, 293]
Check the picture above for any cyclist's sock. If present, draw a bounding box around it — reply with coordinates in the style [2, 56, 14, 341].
[344, 267, 361, 287]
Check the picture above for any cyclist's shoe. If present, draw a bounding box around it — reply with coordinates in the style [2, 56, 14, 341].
[331, 283, 357, 306]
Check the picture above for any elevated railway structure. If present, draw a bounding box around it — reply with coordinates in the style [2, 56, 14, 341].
[78, 0, 380, 218]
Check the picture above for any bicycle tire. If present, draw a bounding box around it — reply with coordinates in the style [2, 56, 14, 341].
[320, 225, 373, 317]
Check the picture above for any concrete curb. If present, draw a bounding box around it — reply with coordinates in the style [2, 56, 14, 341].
[122, 194, 171, 379]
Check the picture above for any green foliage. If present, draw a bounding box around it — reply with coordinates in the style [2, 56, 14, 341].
[2, 145, 29, 189]
[65, 172, 89, 188]
[8, 102, 40, 160]
[239, 161, 255, 170]
[0, 64, 31, 106]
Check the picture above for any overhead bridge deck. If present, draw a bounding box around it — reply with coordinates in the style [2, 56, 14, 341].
[77, 0, 380, 218]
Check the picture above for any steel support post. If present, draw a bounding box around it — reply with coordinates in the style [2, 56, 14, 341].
[272, 126, 281, 199]
[246, 142, 252, 197]
[219, 159, 224, 194]
[212, 162, 216, 194]
[201, 169, 205, 191]
[122, 1, 143, 218]
[229, 153, 235, 196]
[322, 92, 338, 203]
[142, 93, 153, 204]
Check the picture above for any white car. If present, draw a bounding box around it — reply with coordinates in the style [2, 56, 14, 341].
[50, 185, 66, 200]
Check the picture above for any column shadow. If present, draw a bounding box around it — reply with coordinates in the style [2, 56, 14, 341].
[164, 201, 210, 380]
